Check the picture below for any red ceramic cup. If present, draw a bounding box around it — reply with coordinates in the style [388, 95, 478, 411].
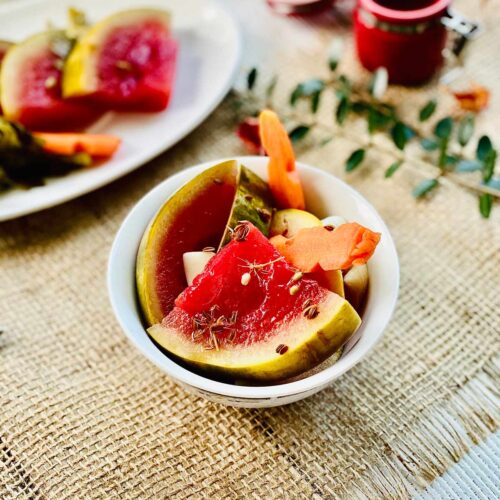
[354, 0, 451, 85]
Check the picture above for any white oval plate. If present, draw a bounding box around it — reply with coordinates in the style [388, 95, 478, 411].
[0, 0, 241, 221]
[108, 157, 400, 407]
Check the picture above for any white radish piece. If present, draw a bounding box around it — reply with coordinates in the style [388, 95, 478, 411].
[344, 264, 369, 312]
[315, 269, 345, 297]
[183, 251, 215, 285]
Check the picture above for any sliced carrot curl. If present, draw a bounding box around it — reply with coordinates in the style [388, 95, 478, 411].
[35, 132, 121, 157]
[270, 223, 381, 272]
[258, 109, 305, 210]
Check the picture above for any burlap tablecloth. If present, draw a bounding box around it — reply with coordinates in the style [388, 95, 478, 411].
[1, 0, 499, 497]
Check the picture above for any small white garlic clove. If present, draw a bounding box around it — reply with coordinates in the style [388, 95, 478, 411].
[183, 251, 215, 285]
[241, 272, 251, 286]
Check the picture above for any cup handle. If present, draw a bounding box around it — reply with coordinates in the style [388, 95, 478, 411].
[441, 8, 481, 57]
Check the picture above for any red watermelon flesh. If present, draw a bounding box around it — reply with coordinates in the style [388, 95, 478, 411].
[93, 21, 177, 111]
[151, 178, 237, 318]
[171, 223, 329, 346]
[19, 49, 100, 130]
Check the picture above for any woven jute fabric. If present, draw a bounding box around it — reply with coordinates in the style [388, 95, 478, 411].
[1, 0, 499, 498]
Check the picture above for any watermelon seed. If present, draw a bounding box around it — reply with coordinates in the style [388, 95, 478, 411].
[232, 222, 250, 242]
[289, 284, 300, 296]
[257, 207, 272, 223]
[303, 304, 319, 320]
[244, 194, 253, 201]
[291, 272, 303, 282]
[241, 272, 251, 286]
[276, 344, 289, 355]
[213, 178, 223, 185]
[115, 60, 133, 71]
[44, 76, 57, 89]
[324, 225, 334, 231]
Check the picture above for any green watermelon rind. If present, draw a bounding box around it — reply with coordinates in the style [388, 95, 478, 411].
[219, 165, 274, 248]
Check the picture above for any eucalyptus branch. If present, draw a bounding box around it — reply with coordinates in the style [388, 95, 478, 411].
[233, 61, 499, 218]
[271, 112, 500, 199]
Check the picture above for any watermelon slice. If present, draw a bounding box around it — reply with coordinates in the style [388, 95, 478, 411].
[148, 223, 361, 382]
[0, 31, 101, 130]
[136, 160, 273, 327]
[63, 9, 177, 111]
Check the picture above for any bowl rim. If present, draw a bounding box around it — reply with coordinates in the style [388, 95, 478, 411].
[108, 156, 400, 400]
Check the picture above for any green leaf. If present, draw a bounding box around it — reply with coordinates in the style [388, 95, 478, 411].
[455, 159, 482, 173]
[434, 117, 453, 140]
[265, 75, 278, 100]
[336, 75, 351, 98]
[445, 155, 458, 166]
[413, 178, 438, 198]
[420, 138, 439, 151]
[311, 92, 321, 114]
[483, 177, 500, 190]
[290, 86, 302, 106]
[336, 96, 349, 125]
[482, 148, 497, 182]
[404, 124, 415, 139]
[300, 79, 326, 96]
[368, 108, 391, 134]
[345, 149, 365, 172]
[384, 160, 402, 178]
[329, 59, 338, 72]
[476, 135, 493, 161]
[479, 193, 493, 218]
[391, 122, 414, 150]
[289, 125, 310, 143]
[290, 79, 325, 106]
[457, 114, 475, 147]
[247, 67, 257, 91]
[419, 99, 437, 121]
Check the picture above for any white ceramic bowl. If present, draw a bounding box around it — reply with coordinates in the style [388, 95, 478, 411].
[108, 157, 399, 408]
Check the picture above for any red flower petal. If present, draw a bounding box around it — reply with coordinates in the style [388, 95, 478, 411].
[236, 117, 262, 154]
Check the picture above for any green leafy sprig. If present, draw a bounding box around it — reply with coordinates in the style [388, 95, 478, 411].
[233, 56, 499, 219]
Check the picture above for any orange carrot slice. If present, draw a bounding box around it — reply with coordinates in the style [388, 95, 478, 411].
[258, 109, 305, 209]
[270, 223, 381, 272]
[34, 133, 121, 157]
